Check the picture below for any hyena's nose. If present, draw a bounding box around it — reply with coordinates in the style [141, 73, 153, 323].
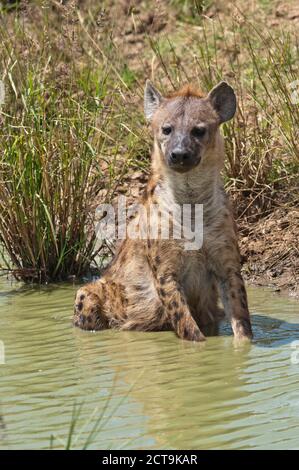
[170, 151, 191, 165]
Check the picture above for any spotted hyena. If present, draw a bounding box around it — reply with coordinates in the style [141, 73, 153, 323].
[73, 80, 253, 342]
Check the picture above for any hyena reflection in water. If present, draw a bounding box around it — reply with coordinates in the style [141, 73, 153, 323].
[73, 81, 253, 342]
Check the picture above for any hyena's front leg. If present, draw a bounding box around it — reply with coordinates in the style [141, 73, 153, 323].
[218, 269, 253, 341]
[211, 244, 253, 341]
[150, 255, 205, 342]
[164, 281, 205, 342]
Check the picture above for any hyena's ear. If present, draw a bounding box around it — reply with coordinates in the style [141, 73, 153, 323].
[207, 81, 236, 124]
[144, 80, 163, 121]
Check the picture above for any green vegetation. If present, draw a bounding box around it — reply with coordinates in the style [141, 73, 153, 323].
[0, 1, 147, 281]
[0, 0, 298, 282]
[49, 372, 143, 450]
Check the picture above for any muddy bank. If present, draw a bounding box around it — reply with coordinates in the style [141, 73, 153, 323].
[239, 209, 299, 298]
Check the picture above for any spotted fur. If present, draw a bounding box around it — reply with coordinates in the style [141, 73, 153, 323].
[73, 81, 253, 342]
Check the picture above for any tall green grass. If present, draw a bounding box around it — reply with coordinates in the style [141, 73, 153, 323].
[0, 5, 140, 282]
[0, 84, 109, 281]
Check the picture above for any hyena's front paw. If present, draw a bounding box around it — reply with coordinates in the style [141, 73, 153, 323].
[232, 318, 253, 341]
[179, 317, 206, 342]
[73, 287, 108, 331]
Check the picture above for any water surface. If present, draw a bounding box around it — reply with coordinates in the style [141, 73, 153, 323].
[0, 278, 299, 449]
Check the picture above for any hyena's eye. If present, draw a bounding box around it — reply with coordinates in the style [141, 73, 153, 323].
[162, 125, 172, 135]
[191, 126, 206, 138]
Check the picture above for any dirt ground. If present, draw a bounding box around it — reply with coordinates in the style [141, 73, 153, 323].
[238, 209, 298, 297]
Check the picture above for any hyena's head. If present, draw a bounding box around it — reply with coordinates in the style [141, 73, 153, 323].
[144, 80, 236, 173]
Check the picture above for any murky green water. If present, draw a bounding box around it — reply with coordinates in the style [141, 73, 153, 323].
[0, 278, 299, 450]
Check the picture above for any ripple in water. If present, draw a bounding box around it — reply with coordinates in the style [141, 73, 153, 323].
[0, 280, 299, 449]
